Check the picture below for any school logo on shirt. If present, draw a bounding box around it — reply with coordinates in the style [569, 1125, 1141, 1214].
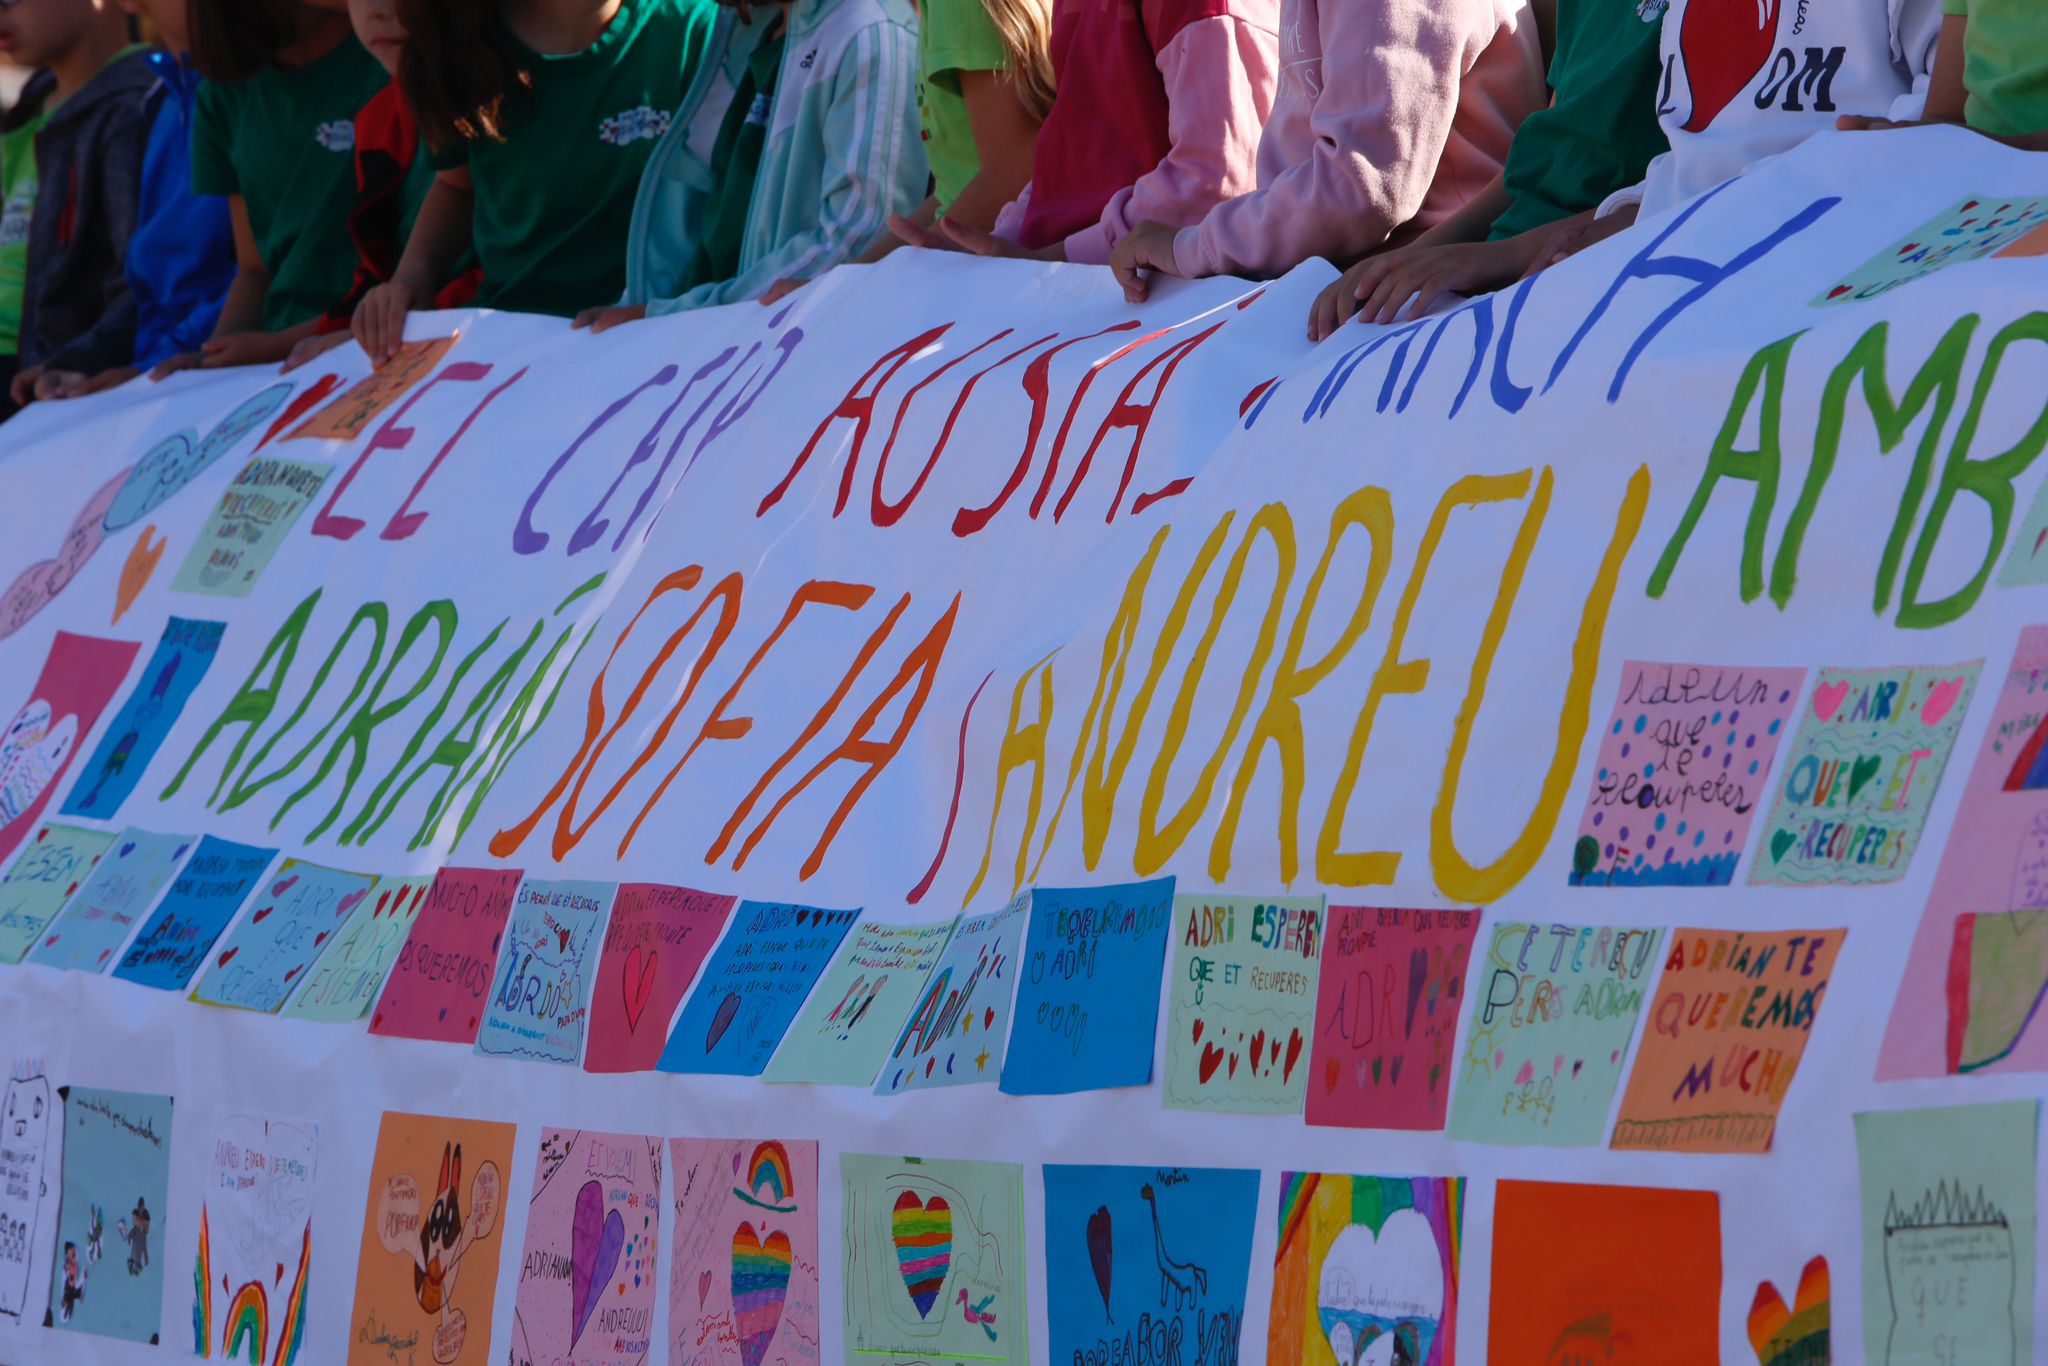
[0, 195, 29, 249]
[315, 120, 356, 152]
[598, 106, 672, 146]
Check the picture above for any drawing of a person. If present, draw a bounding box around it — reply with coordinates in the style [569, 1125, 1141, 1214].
[122, 1198, 150, 1274]
[58, 1242, 84, 1321]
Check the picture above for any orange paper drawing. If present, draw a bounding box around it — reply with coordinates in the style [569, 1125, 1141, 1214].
[289, 337, 457, 443]
[348, 1110, 513, 1366]
[1611, 927, 1844, 1153]
[1490, 1180, 1721, 1366]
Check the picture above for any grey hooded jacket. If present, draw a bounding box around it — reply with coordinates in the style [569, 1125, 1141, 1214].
[20, 46, 157, 375]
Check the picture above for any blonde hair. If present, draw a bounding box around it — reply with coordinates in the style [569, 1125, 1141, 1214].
[979, 0, 1055, 123]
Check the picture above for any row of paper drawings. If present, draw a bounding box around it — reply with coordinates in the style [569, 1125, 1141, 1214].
[1, 1081, 2035, 1365]
[0, 836, 1848, 1152]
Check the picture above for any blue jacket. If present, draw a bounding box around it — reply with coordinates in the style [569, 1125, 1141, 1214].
[127, 52, 233, 370]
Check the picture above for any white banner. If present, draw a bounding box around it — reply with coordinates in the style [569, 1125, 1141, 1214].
[3, 126, 2048, 1364]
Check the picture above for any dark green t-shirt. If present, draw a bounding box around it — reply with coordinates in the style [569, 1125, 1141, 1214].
[680, 27, 785, 293]
[192, 35, 387, 330]
[1489, 0, 1667, 242]
[435, 0, 720, 316]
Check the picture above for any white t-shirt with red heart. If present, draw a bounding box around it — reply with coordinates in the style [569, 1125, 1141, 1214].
[1606, 0, 1942, 220]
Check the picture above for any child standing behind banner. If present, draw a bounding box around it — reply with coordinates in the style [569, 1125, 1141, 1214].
[938, 0, 1281, 265]
[759, 0, 1052, 300]
[1110, 0, 1546, 300]
[1841, 1, 2048, 146]
[283, 0, 480, 371]
[151, 0, 383, 375]
[1539, 0, 1943, 266]
[570, 0, 924, 328]
[349, 0, 722, 364]
[1307, 0, 1667, 338]
[4, 0, 157, 411]
[29, 0, 235, 401]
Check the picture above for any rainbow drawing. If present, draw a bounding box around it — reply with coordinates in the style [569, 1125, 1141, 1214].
[891, 1190, 952, 1319]
[273, 1223, 312, 1366]
[193, 1207, 212, 1355]
[222, 1281, 268, 1364]
[730, 1222, 794, 1366]
[734, 1140, 798, 1212]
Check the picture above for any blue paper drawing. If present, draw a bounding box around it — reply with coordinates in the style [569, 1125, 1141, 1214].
[111, 835, 275, 991]
[61, 618, 222, 821]
[1000, 877, 1174, 1095]
[656, 900, 857, 1076]
[1043, 1164, 1259, 1365]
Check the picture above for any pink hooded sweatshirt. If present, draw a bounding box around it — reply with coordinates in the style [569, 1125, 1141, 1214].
[1171, 0, 1547, 280]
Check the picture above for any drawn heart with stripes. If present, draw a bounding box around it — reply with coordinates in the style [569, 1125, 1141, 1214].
[891, 1190, 951, 1319]
[731, 1222, 793, 1366]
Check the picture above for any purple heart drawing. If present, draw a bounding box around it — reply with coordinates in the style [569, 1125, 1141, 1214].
[571, 1180, 625, 1346]
[706, 991, 742, 1054]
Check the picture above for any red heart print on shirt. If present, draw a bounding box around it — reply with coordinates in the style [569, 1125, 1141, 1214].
[1678, 0, 1782, 133]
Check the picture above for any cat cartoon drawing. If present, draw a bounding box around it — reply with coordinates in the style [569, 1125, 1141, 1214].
[375, 1141, 502, 1364]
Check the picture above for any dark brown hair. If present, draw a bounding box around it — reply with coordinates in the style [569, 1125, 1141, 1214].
[396, 0, 533, 149]
[188, 0, 304, 84]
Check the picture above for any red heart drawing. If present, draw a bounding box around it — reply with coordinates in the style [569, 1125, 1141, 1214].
[622, 946, 658, 1032]
[1323, 1057, 1340, 1092]
[284, 966, 301, 982]
[216, 946, 237, 967]
[1198, 1042, 1225, 1083]
[336, 889, 367, 918]
[314, 931, 330, 948]
[1191, 1019, 1203, 1044]
[1283, 1029, 1305, 1084]
[251, 906, 272, 923]
[1678, 0, 1781, 133]
[1248, 1030, 1266, 1077]
[270, 874, 299, 897]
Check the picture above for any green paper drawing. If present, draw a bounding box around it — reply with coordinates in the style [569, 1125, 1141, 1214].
[763, 916, 955, 1086]
[1446, 920, 1662, 1148]
[1162, 892, 1323, 1115]
[1750, 663, 1980, 888]
[1855, 1100, 2038, 1366]
[171, 457, 332, 598]
[842, 1153, 1027, 1366]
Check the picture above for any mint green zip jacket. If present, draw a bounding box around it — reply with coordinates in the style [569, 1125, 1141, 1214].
[619, 0, 927, 313]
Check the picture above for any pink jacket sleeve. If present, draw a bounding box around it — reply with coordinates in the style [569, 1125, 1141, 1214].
[1063, 14, 1280, 265]
[1171, 0, 1514, 279]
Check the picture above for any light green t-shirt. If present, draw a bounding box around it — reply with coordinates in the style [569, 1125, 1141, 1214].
[1945, 0, 2048, 138]
[0, 109, 47, 355]
[434, 0, 720, 317]
[192, 34, 387, 330]
[917, 0, 1008, 213]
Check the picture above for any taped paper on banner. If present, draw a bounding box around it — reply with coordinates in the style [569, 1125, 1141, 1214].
[507, 1129, 661, 1366]
[113, 835, 274, 991]
[666, 1138, 820, 1366]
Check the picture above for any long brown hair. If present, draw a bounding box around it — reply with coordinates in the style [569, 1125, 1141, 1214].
[980, 0, 1054, 123]
[396, 0, 533, 148]
[188, 0, 305, 83]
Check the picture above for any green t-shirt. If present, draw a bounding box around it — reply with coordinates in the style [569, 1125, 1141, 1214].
[680, 27, 786, 292]
[1945, 0, 2048, 139]
[0, 109, 47, 355]
[435, 0, 720, 317]
[917, 0, 1009, 212]
[192, 34, 387, 331]
[1489, 0, 1668, 242]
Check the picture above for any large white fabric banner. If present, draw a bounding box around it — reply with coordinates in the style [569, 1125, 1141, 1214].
[4, 126, 2048, 1364]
